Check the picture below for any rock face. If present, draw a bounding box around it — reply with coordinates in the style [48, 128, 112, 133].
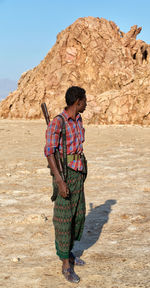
[0, 17, 150, 124]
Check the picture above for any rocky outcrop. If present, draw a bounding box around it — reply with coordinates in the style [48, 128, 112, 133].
[0, 17, 150, 124]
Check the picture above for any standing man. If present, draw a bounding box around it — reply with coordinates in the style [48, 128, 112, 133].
[44, 86, 87, 283]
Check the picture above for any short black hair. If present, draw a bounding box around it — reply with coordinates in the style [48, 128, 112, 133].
[65, 86, 86, 106]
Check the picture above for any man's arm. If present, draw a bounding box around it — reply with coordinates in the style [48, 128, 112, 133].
[45, 116, 69, 198]
[47, 154, 69, 198]
[42, 102, 69, 198]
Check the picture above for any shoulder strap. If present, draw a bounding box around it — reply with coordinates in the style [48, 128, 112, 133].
[57, 114, 67, 181]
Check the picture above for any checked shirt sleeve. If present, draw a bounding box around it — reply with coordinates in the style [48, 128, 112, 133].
[44, 117, 62, 157]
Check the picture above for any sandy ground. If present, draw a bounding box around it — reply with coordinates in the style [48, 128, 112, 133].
[0, 120, 150, 288]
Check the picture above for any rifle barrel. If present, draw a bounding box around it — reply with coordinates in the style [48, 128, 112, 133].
[41, 103, 50, 125]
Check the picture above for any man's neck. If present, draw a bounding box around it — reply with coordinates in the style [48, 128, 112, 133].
[65, 106, 78, 121]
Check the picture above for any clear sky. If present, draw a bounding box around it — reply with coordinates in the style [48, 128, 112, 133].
[0, 0, 150, 82]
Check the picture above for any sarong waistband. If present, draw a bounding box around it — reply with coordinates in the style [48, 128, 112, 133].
[61, 154, 81, 162]
[68, 154, 81, 162]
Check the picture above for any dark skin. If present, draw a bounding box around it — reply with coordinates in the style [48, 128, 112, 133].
[47, 95, 87, 269]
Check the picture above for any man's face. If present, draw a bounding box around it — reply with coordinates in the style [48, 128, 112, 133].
[78, 95, 87, 113]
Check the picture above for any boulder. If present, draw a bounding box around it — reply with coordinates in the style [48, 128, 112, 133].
[0, 17, 150, 124]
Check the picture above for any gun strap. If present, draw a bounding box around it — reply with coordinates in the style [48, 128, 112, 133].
[57, 114, 67, 182]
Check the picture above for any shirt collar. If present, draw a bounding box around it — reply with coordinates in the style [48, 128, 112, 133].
[62, 109, 80, 121]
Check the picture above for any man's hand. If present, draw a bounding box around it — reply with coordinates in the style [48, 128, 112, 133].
[47, 154, 69, 198]
[57, 179, 70, 198]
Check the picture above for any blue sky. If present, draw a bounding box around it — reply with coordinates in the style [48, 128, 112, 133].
[0, 0, 150, 82]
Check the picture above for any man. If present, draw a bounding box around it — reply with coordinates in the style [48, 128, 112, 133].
[44, 86, 87, 283]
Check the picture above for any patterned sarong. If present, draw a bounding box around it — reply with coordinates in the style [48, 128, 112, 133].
[53, 167, 86, 259]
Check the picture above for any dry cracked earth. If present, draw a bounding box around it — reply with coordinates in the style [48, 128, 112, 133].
[0, 120, 150, 288]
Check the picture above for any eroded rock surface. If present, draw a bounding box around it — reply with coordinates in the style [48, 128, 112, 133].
[0, 17, 150, 124]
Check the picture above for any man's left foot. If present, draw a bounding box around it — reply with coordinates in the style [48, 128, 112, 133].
[62, 267, 80, 283]
[69, 252, 86, 266]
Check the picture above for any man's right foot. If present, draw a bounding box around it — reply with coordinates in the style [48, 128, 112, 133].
[62, 267, 80, 283]
[69, 252, 86, 266]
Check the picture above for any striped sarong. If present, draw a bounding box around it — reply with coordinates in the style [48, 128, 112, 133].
[53, 167, 86, 259]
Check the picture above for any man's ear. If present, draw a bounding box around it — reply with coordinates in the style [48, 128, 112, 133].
[76, 99, 81, 106]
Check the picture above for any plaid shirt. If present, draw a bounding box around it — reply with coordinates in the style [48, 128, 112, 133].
[44, 109, 85, 171]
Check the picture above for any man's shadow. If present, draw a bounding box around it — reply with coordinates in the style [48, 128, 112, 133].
[73, 199, 116, 256]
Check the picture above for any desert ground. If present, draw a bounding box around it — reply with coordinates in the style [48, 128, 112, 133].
[0, 120, 150, 288]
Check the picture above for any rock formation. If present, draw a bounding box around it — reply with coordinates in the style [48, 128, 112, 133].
[0, 17, 150, 124]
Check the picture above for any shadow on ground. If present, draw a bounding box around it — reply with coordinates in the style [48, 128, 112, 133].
[73, 199, 117, 256]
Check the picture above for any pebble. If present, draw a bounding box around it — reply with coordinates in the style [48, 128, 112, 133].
[128, 225, 137, 231]
[6, 173, 11, 177]
[12, 257, 21, 263]
[41, 213, 48, 221]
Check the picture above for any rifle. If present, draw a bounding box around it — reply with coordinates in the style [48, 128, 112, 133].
[41, 103, 65, 181]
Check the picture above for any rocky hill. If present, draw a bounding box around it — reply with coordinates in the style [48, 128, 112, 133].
[0, 17, 150, 124]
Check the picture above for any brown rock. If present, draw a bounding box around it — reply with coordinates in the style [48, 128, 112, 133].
[0, 17, 150, 124]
